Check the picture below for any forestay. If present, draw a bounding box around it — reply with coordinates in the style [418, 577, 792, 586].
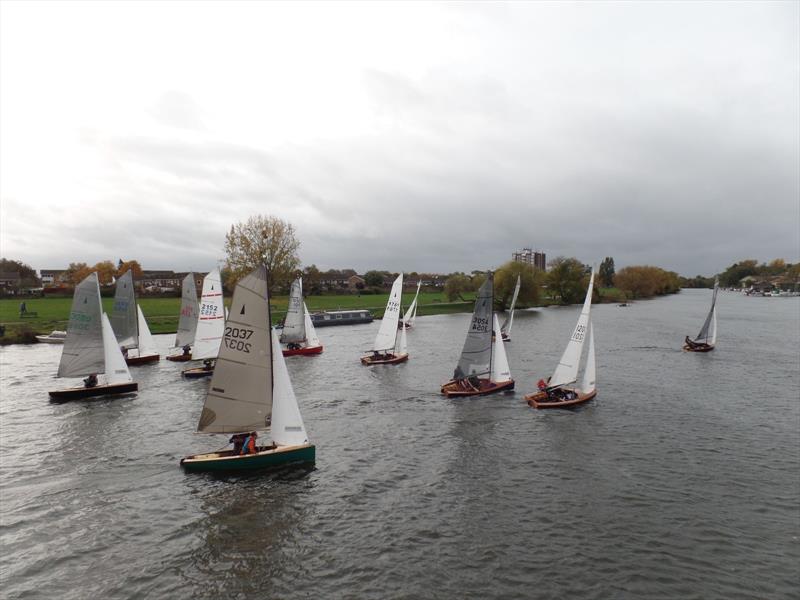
[193, 268, 225, 360]
[453, 273, 494, 380]
[280, 278, 305, 344]
[197, 266, 272, 434]
[175, 273, 199, 348]
[373, 274, 403, 351]
[58, 273, 105, 378]
[549, 270, 595, 388]
[270, 328, 309, 446]
[110, 270, 138, 349]
[695, 277, 719, 343]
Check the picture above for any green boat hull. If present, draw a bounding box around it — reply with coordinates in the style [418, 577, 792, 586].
[180, 444, 315, 472]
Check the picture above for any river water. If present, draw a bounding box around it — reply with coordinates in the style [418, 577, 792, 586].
[1, 290, 798, 599]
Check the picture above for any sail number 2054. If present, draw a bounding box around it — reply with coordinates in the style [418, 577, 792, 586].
[224, 326, 254, 353]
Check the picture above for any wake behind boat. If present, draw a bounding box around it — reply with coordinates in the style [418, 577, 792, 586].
[525, 269, 596, 409]
[180, 266, 315, 472]
[441, 272, 514, 397]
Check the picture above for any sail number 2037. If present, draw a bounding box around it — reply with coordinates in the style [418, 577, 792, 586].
[224, 326, 254, 353]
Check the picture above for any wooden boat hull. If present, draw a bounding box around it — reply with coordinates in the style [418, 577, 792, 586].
[525, 388, 597, 409]
[683, 343, 714, 352]
[440, 378, 515, 397]
[182, 366, 214, 379]
[166, 353, 193, 362]
[282, 345, 323, 357]
[49, 381, 138, 402]
[125, 353, 160, 366]
[361, 353, 409, 366]
[180, 443, 316, 472]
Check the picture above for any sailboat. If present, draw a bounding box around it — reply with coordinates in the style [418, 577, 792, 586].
[683, 277, 718, 352]
[167, 273, 199, 361]
[109, 270, 159, 365]
[500, 275, 521, 342]
[180, 266, 315, 472]
[280, 278, 323, 356]
[361, 273, 409, 365]
[441, 272, 515, 397]
[399, 280, 422, 329]
[182, 269, 226, 378]
[525, 270, 596, 409]
[49, 273, 138, 402]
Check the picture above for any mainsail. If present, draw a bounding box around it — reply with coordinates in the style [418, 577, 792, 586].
[175, 273, 199, 348]
[373, 274, 403, 352]
[694, 277, 719, 343]
[549, 270, 595, 388]
[197, 266, 272, 434]
[280, 278, 306, 344]
[110, 270, 138, 349]
[193, 268, 225, 360]
[501, 275, 521, 336]
[453, 273, 494, 380]
[58, 273, 105, 378]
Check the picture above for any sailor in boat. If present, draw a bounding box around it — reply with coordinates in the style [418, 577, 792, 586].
[229, 433, 246, 454]
[240, 432, 258, 455]
[83, 373, 98, 388]
[287, 342, 301, 350]
[684, 335, 706, 350]
[181, 344, 191, 357]
[121, 346, 129, 359]
[201, 358, 215, 372]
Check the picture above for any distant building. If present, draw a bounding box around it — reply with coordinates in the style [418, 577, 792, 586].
[139, 270, 206, 291]
[0, 272, 21, 289]
[40, 269, 67, 285]
[512, 248, 546, 271]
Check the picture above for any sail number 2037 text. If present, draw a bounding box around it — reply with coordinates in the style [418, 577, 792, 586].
[224, 326, 254, 353]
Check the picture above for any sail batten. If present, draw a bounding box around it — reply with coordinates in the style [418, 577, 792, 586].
[58, 273, 105, 378]
[373, 274, 403, 351]
[549, 270, 595, 388]
[453, 273, 494, 380]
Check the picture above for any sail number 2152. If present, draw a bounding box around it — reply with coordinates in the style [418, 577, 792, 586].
[224, 326, 254, 353]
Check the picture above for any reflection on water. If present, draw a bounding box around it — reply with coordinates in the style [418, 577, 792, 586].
[1, 291, 798, 599]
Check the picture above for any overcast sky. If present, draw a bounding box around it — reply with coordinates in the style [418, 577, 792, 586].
[1, 1, 798, 277]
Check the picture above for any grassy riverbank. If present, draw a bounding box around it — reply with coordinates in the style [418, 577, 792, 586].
[0, 292, 477, 345]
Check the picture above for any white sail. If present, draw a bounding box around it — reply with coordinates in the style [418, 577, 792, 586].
[175, 273, 199, 348]
[490, 314, 512, 383]
[454, 273, 494, 380]
[192, 268, 225, 360]
[709, 306, 717, 346]
[110, 270, 138, 349]
[396, 318, 408, 355]
[101, 313, 133, 385]
[695, 277, 719, 344]
[373, 274, 403, 352]
[197, 266, 272, 434]
[303, 302, 321, 347]
[58, 273, 105, 378]
[280, 278, 306, 344]
[403, 281, 422, 327]
[136, 305, 157, 356]
[501, 275, 521, 336]
[549, 270, 595, 388]
[580, 322, 596, 394]
[270, 328, 310, 446]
